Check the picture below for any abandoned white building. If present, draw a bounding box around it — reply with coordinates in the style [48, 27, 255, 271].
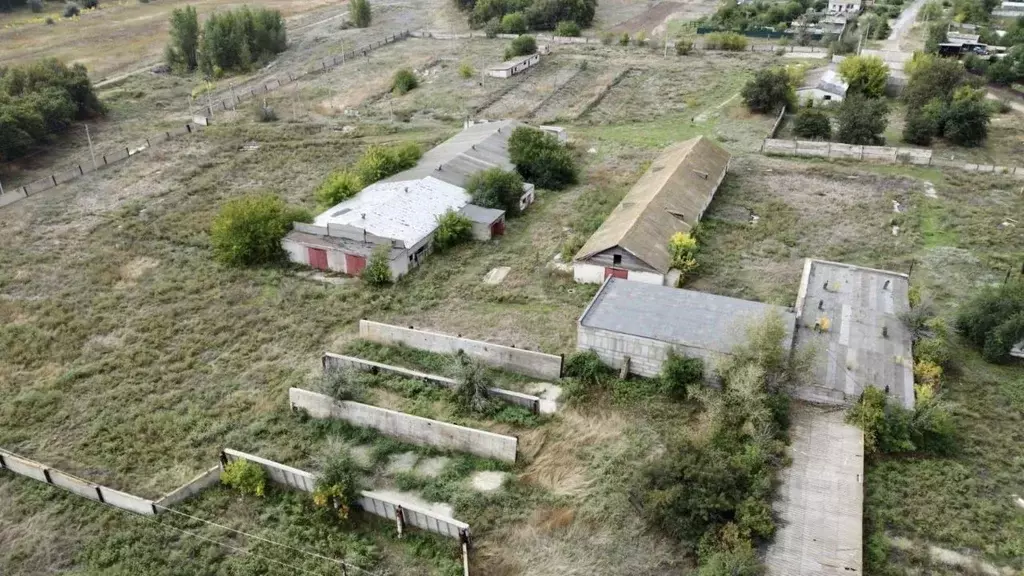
[486, 53, 540, 79]
[282, 120, 533, 278]
[577, 277, 797, 380]
[573, 135, 731, 285]
[796, 65, 849, 103]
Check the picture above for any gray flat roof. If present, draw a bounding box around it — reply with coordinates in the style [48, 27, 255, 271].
[459, 203, 504, 224]
[765, 404, 863, 576]
[793, 259, 914, 408]
[579, 278, 796, 355]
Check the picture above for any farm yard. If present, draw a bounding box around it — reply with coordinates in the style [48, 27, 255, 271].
[2, 0, 1024, 573]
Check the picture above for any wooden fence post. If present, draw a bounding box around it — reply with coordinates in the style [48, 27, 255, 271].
[860, 146, 864, 161]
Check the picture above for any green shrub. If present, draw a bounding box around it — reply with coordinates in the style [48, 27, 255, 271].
[458, 62, 475, 78]
[955, 280, 1024, 363]
[221, 458, 267, 497]
[453, 353, 492, 413]
[522, 0, 597, 30]
[554, 20, 580, 36]
[846, 387, 956, 455]
[433, 210, 474, 252]
[902, 111, 937, 145]
[793, 107, 832, 140]
[484, 17, 501, 37]
[704, 32, 747, 51]
[62, 2, 79, 17]
[564, 350, 611, 386]
[465, 167, 525, 216]
[838, 55, 889, 99]
[0, 58, 105, 162]
[500, 11, 527, 33]
[316, 368, 368, 402]
[507, 126, 578, 189]
[210, 193, 308, 266]
[362, 244, 393, 286]
[836, 94, 889, 145]
[313, 448, 363, 520]
[741, 67, 793, 113]
[198, 7, 287, 76]
[675, 38, 694, 55]
[504, 34, 537, 60]
[82, 0, 97, 8]
[660, 350, 703, 399]
[619, 32, 630, 46]
[165, 6, 200, 72]
[314, 170, 361, 208]
[353, 142, 421, 184]
[29, 0, 43, 13]
[943, 91, 990, 147]
[601, 30, 615, 44]
[350, 0, 372, 27]
[391, 68, 418, 95]
[254, 102, 277, 122]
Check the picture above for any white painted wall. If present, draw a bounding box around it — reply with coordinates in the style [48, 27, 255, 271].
[796, 88, 845, 103]
[630, 269, 667, 286]
[577, 325, 721, 383]
[574, 262, 607, 284]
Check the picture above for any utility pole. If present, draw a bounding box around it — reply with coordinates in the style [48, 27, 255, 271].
[86, 125, 97, 170]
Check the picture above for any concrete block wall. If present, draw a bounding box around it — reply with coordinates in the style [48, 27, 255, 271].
[154, 465, 222, 508]
[289, 388, 519, 463]
[576, 326, 720, 382]
[359, 320, 562, 380]
[0, 448, 156, 516]
[223, 448, 470, 539]
[322, 352, 544, 414]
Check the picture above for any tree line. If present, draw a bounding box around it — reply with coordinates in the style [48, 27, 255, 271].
[0, 59, 104, 163]
[454, 0, 597, 33]
[165, 5, 287, 77]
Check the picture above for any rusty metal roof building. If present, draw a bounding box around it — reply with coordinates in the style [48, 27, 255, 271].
[573, 136, 731, 274]
[382, 120, 522, 189]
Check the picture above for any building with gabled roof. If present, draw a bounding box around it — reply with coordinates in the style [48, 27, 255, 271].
[572, 135, 731, 285]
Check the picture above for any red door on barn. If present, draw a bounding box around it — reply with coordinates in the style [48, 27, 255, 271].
[345, 253, 367, 276]
[604, 267, 628, 279]
[491, 220, 505, 236]
[307, 247, 328, 270]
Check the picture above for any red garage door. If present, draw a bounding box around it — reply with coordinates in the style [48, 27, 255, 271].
[604, 267, 628, 279]
[345, 253, 367, 276]
[307, 247, 328, 270]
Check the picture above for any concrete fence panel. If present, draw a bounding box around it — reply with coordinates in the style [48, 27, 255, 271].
[1, 451, 49, 482]
[154, 465, 222, 508]
[104, 148, 130, 165]
[23, 177, 55, 196]
[224, 448, 317, 492]
[54, 167, 83, 185]
[861, 145, 898, 163]
[290, 388, 519, 462]
[795, 141, 830, 157]
[828, 143, 861, 160]
[100, 486, 157, 515]
[359, 320, 562, 380]
[0, 189, 28, 207]
[48, 468, 102, 501]
[323, 352, 544, 414]
[763, 139, 797, 154]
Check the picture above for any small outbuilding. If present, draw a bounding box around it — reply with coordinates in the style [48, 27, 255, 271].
[459, 204, 506, 240]
[796, 65, 848, 103]
[577, 277, 797, 380]
[486, 53, 540, 79]
[573, 135, 730, 286]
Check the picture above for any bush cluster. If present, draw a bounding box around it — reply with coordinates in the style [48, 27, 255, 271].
[846, 387, 956, 455]
[836, 94, 889, 145]
[62, 2, 79, 17]
[704, 0, 816, 32]
[504, 34, 537, 59]
[634, 313, 804, 574]
[955, 280, 1024, 363]
[703, 32, 748, 51]
[459, 0, 597, 31]
[314, 170, 361, 208]
[210, 193, 310, 266]
[792, 105, 831, 140]
[354, 142, 421, 184]
[902, 54, 990, 147]
[0, 58, 105, 162]
[221, 458, 268, 497]
[433, 210, 475, 252]
[350, 0, 372, 28]
[313, 449, 363, 520]
[668, 231, 698, 284]
[165, 6, 287, 76]
[741, 67, 792, 113]
[507, 126, 578, 189]
[466, 167, 525, 216]
[391, 68, 418, 94]
[660, 350, 703, 399]
[554, 19, 580, 36]
[500, 11, 527, 33]
[362, 245, 393, 286]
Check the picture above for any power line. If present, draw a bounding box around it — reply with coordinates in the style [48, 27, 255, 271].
[153, 504, 380, 576]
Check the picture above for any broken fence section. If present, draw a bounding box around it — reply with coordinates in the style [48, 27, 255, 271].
[289, 387, 519, 463]
[322, 352, 545, 414]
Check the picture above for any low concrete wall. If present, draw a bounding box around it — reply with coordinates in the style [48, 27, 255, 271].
[154, 465, 222, 508]
[0, 448, 156, 516]
[359, 320, 563, 380]
[289, 388, 519, 463]
[323, 352, 544, 414]
[223, 448, 470, 539]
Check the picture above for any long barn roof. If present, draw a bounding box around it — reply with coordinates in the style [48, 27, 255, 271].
[574, 136, 730, 274]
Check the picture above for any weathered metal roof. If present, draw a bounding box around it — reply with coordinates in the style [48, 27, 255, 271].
[573, 136, 731, 274]
[383, 120, 522, 189]
[579, 278, 796, 355]
[487, 53, 539, 71]
[459, 203, 504, 224]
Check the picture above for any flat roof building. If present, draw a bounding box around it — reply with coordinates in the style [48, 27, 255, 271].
[577, 277, 796, 379]
[486, 53, 540, 79]
[793, 258, 915, 408]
